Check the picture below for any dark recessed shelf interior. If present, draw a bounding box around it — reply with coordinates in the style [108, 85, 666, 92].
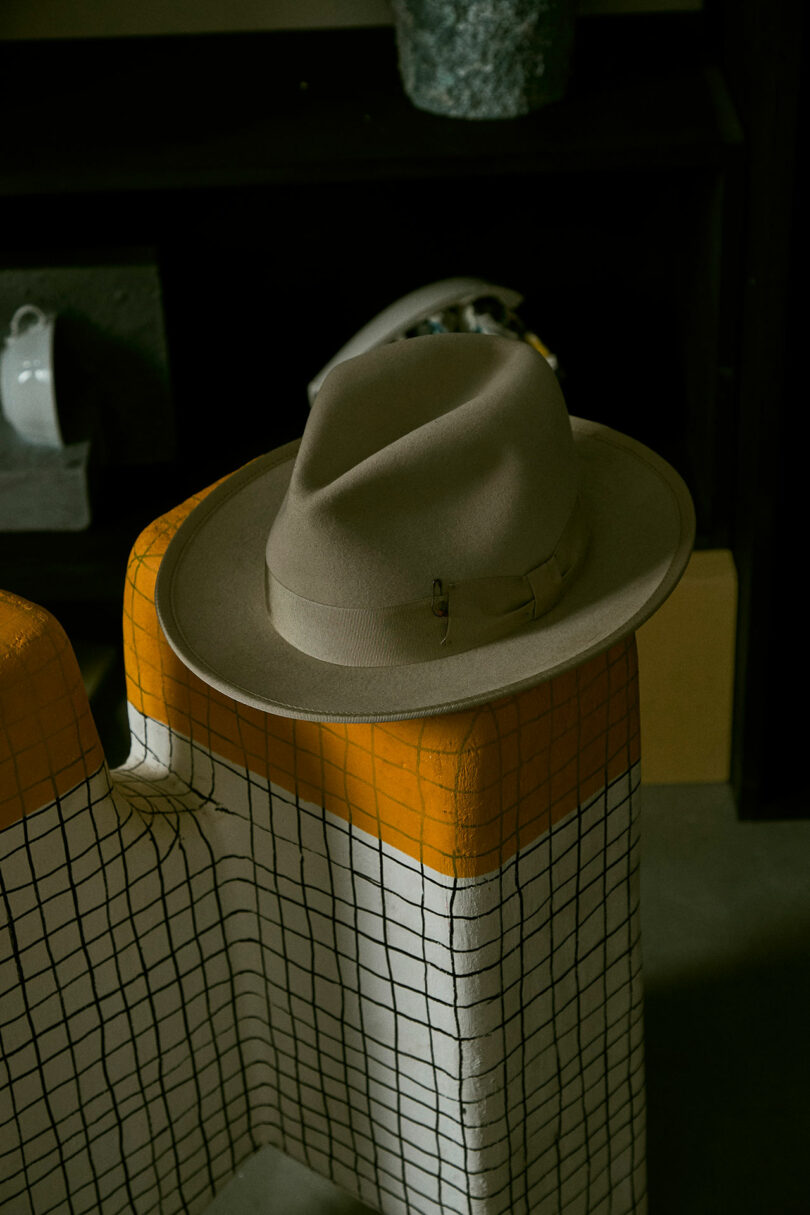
[0, 18, 739, 201]
[6, 7, 801, 818]
[1, 15, 742, 614]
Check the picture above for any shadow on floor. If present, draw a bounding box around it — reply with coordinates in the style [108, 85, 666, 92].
[645, 947, 810, 1214]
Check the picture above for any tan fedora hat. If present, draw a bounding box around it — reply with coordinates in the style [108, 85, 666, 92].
[156, 334, 694, 722]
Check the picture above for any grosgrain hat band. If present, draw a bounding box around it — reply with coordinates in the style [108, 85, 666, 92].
[267, 497, 588, 668]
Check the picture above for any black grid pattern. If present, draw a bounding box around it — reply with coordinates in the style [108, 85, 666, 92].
[1, 699, 646, 1214]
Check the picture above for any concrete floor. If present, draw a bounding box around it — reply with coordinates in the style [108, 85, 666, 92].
[204, 783, 810, 1215]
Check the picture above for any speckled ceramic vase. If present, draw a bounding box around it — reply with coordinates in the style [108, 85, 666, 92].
[392, 0, 576, 119]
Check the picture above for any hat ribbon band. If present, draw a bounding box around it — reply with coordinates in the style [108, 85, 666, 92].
[267, 497, 587, 669]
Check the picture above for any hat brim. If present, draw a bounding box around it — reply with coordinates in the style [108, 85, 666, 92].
[155, 419, 695, 723]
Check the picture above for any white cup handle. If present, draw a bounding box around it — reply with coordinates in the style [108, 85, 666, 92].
[10, 304, 48, 339]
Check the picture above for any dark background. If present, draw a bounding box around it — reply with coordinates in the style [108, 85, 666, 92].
[0, 1, 804, 815]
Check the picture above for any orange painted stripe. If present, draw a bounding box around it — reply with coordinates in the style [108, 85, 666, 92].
[123, 477, 640, 878]
[0, 591, 105, 830]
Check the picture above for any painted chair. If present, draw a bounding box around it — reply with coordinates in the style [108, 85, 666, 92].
[1, 474, 647, 1215]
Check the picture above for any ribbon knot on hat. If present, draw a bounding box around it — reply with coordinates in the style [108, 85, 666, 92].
[157, 334, 695, 722]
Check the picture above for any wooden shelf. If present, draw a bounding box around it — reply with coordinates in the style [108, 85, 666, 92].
[0, 21, 739, 203]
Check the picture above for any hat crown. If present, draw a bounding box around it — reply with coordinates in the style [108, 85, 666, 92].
[158, 327, 695, 717]
[267, 334, 579, 613]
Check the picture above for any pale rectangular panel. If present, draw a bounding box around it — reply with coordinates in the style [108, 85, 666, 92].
[637, 549, 737, 785]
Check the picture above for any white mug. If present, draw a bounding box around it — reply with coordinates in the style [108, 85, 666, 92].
[0, 304, 63, 447]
